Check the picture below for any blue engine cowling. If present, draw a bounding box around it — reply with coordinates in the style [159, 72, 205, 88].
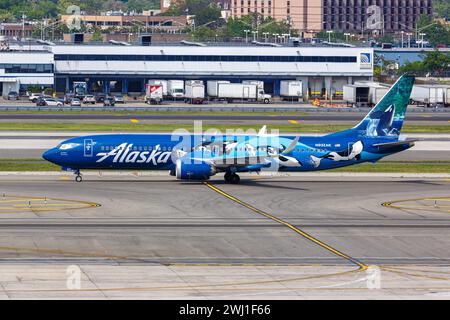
[175, 159, 216, 180]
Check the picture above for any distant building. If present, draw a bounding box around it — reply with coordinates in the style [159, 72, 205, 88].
[60, 14, 191, 33]
[0, 23, 35, 39]
[230, 0, 433, 37]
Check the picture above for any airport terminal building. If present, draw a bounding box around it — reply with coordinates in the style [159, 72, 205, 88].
[1, 44, 374, 99]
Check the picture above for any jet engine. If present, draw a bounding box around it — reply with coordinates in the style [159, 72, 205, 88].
[175, 159, 217, 180]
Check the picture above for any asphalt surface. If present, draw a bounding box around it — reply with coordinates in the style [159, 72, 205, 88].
[0, 174, 449, 298]
[0, 175, 448, 266]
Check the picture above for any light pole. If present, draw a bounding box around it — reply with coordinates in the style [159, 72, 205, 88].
[272, 33, 279, 43]
[244, 29, 250, 43]
[419, 32, 426, 48]
[406, 32, 412, 48]
[401, 31, 404, 48]
[344, 32, 350, 43]
[252, 30, 258, 42]
[326, 30, 333, 43]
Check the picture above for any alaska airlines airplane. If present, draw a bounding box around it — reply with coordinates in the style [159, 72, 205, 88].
[43, 75, 417, 184]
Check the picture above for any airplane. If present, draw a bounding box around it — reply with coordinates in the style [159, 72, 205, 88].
[43, 74, 417, 184]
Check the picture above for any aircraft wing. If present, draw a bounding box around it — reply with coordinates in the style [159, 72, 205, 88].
[191, 136, 300, 169]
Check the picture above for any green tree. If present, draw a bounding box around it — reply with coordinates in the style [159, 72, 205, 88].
[422, 50, 450, 74]
[164, 0, 221, 26]
[433, 0, 450, 19]
[415, 15, 450, 46]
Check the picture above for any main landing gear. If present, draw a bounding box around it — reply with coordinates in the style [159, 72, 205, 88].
[74, 170, 83, 182]
[224, 172, 240, 184]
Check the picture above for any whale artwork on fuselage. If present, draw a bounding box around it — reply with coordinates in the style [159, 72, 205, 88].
[43, 75, 418, 184]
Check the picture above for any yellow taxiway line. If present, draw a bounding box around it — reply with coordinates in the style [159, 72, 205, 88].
[203, 182, 368, 270]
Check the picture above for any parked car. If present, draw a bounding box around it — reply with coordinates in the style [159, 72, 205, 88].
[29, 93, 42, 103]
[103, 97, 115, 107]
[43, 98, 63, 107]
[7, 91, 19, 100]
[70, 98, 81, 107]
[83, 95, 96, 104]
[113, 94, 125, 104]
[35, 95, 53, 106]
[64, 93, 75, 104]
[94, 93, 107, 103]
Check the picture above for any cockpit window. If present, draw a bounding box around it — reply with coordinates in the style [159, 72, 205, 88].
[59, 143, 80, 150]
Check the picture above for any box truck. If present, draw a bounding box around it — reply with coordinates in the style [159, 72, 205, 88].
[167, 80, 184, 99]
[343, 84, 370, 107]
[145, 84, 163, 104]
[184, 80, 205, 104]
[411, 85, 445, 107]
[280, 81, 303, 100]
[217, 83, 272, 104]
[207, 80, 230, 98]
[446, 87, 450, 107]
[242, 80, 264, 90]
[148, 80, 168, 97]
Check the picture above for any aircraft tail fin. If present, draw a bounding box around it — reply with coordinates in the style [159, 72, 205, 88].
[351, 74, 415, 137]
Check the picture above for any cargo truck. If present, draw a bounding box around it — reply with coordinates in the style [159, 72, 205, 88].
[167, 80, 184, 99]
[217, 83, 272, 104]
[148, 80, 168, 97]
[145, 84, 163, 104]
[280, 81, 303, 100]
[343, 84, 370, 107]
[411, 85, 445, 107]
[207, 80, 231, 98]
[445, 87, 450, 107]
[242, 80, 264, 90]
[184, 80, 205, 104]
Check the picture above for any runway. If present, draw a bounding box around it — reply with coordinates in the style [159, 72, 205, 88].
[0, 174, 449, 298]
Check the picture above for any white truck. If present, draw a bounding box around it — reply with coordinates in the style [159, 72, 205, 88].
[217, 83, 272, 104]
[167, 80, 184, 99]
[207, 80, 230, 98]
[148, 80, 168, 97]
[411, 85, 446, 107]
[445, 87, 450, 107]
[343, 84, 370, 107]
[184, 80, 205, 104]
[368, 86, 389, 106]
[145, 84, 163, 104]
[242, 80, 264, 90]
[280, 81, 303, 100]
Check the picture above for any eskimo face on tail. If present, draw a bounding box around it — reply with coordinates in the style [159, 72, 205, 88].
[310, 141, 364, 168]
[366, 104, 398, 137]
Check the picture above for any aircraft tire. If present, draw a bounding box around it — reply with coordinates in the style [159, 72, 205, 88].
[75, 175, 83, 182]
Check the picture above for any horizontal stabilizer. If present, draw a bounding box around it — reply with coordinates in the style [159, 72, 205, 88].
[372, 139, 418, 150]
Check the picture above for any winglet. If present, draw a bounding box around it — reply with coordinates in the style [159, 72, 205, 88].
[282, 137, 299, 154]
[258, 125, 267, 136]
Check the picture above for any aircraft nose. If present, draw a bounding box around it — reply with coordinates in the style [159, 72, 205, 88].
[42, 148, 58, 163]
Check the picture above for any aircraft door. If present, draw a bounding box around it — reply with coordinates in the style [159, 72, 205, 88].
[84, 139, 94, 157]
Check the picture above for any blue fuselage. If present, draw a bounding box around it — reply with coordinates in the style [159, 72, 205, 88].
[43, 132, 409, 173]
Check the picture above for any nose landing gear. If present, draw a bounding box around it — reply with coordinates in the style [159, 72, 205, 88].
[74, 170, 83, 182]
[224, 172, 240, 184]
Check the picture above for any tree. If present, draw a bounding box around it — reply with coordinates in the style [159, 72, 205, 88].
[415, 15, 450, 46]
[164, 0, 221, 27]
[421, 50, 450, 75]
[433, 0, 450, 19]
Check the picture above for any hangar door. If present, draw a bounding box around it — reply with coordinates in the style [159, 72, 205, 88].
[330, 78, 349, 100]
[308, 78, 325, 98]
